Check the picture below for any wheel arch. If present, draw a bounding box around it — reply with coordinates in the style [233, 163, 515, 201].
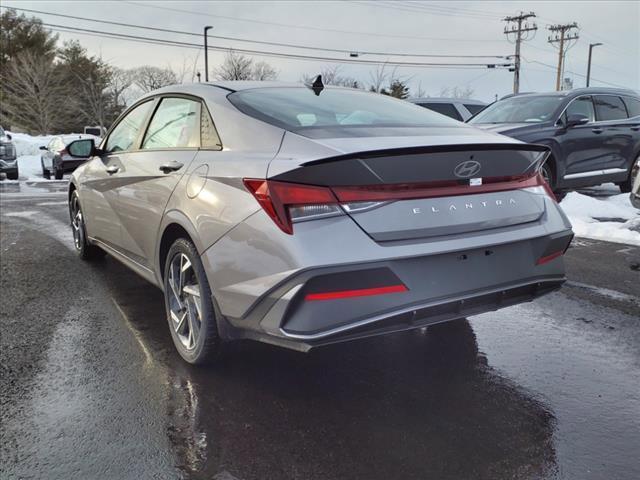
[156, 210, 204, 285]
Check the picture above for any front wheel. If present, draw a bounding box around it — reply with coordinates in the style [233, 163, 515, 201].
[6, 170, 18, 180]
[163, 238, 221, 364]
[541, 162, 565, 201]
[69, 190, 105, 260]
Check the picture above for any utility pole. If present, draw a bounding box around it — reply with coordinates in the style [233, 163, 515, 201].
[503, 11, 537, 94]
[548, 23, 579, 91]
[203, 25, 213, 82]
[586, 42, 603, 87]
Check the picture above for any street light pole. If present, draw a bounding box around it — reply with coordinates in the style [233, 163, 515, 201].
[586, 42, 602, 87]
[204, 26, 213, 82]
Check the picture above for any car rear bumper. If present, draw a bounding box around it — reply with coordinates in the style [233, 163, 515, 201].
[202, 190, 572, 351]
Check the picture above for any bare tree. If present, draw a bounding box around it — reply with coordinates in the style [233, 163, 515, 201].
[173, 53, 201, 84]
[109, 68, 134, 108]
[414, 81, 427, 98]
[252, 61, 278, 81]
[1, 51, 68, 134]
[369, 63, 391, 93]
[76, 65, 114, 130]
[214, 50, 278, 81]
[214, 50, 253, 81]
[302, 65, 359, 88]
[439, 86, 475, 98]
[131, 66, 177, 93]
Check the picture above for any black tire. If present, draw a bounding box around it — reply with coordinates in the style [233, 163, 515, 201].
[163, 238, 220, 364]
[69, 190, 105, 261]
[54, 168, 63, 180]
[617, 156, 639, 194]
[541, 161, 566, 201]
[6, 171, 18, 180]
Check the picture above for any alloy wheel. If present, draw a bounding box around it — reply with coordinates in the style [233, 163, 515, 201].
[70, 195, 85, 251]
[167, 253, 202, 351]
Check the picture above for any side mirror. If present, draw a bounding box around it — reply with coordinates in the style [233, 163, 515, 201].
[67, 138, 96, 158]
[6, 134, 11, 141]
[566, 114, 590, 128]
[39, 145, 48, 151]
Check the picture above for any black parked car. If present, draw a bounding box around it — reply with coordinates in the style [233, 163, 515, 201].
[40, 134, 100, 179]
[468, 88, 640, 194]
[0, 126, 18, 180]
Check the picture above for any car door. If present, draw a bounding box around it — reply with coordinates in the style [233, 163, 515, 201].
[42, 137, 60, 172]
[112, 96, 202, 269]
[557, 95, 604, 177]
[592, 95, 633, 172]
[80, 99, 155, 250]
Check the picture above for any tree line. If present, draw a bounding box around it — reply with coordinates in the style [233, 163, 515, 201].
[0, 9, 473, 135]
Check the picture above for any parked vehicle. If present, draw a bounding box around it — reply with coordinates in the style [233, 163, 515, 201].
[409, 97, 487, 121]
[67, 82, 572, 364]
[468, 88, 640, 194]
[631, 159, 640, 209]
[0, 126, 18, 180]
[84, 125, 106, 137]
[40, 134, 100, 179]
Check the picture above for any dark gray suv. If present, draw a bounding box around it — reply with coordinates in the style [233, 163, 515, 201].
[0, 126, 18, 180]
[468, 88, 640, 194]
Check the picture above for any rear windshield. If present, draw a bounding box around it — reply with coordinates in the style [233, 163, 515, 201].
[228, 87, 461, 131]
[469, 95, 564, 124]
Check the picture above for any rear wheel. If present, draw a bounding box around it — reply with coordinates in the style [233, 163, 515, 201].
[163, 238, 221, 364]
[617, 155, 639, 194]
[69, 190, 105, 260]
[54, 168, 63, 180]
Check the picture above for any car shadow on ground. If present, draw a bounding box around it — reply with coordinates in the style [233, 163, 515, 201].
[96, 257, 558, 480]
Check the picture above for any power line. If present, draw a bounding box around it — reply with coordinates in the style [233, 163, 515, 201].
[41, 22, 510, 70]
[120, 0, 504, 44]
[522, 58, 629, 89]
[1, 6, 507, 59]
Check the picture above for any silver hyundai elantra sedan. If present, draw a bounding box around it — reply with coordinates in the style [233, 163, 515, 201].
[66, 81, 573, 364]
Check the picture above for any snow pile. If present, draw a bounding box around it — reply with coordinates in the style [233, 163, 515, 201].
[560, 191, 640, 246]
[8, 132, 53, 156]
[17, 155, 47, 181]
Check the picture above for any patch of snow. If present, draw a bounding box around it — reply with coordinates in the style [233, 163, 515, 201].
[8, 132, 53, 156]
[560, 191, 640, 246]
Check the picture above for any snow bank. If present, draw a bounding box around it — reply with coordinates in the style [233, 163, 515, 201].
[560, 191, 640, 246]
[8, 132, 53, 156]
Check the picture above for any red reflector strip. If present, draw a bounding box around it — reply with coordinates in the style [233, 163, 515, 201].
[305, 284, 408, 301]
[536, 251, 564, 265]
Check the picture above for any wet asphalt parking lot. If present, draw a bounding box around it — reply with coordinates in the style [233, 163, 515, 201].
[1, 181, 639, 480]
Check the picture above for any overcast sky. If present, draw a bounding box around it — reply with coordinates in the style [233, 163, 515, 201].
[3, 0, 639, 101]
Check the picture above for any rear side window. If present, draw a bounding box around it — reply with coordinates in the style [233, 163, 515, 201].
[419, 103, 463, 121]
[106, 101, 154, 153]
[200, 105, 222, 149]
[564, 96, 595, 123]
[142, 98, 200, 149]
[594, 95, 628, 121]
[463, 104, 485, 116]
[623, 97, 640, 118]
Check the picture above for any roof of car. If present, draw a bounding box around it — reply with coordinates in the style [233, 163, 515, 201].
[503, 87, 638, 99]
[408, 97, 487, 105]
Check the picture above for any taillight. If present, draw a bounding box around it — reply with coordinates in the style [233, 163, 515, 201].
[243, 179, 342, 234]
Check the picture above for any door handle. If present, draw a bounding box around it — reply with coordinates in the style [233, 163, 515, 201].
[592, 128, 604, 134]
[631, 126, 640, 131]
[159, 161, 184, 173]
[106, 165, 119, 175]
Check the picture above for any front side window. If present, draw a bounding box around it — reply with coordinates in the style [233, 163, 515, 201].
[594, 95, 628, 121]
[228, 87, 460, 133]
[419, 103, 463, 121]
[463, 104, 485, 116]
[105, 100, 154, 153]
[563, 96, 595, 123]
[469, 95, 564, 124]
[142, 97, 200, 149]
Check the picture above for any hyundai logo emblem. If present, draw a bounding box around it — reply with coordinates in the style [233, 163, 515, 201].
[453, 160, 481, 178]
